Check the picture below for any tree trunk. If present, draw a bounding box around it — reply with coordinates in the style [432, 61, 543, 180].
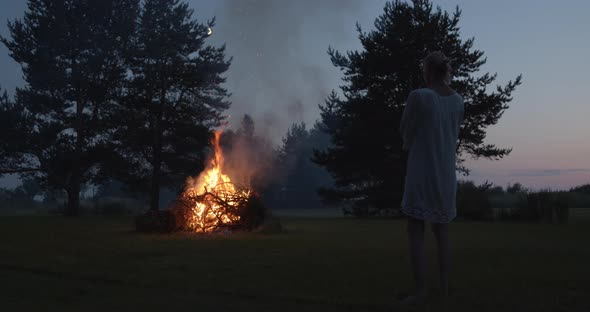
[150, 148, 162, 211]
[149, 88, 166, 212]
[66, 114, 83, 216]
[66, 84, 85, 216]
[149, 107, 163, 211]
[65, 140, 82, 216]
[65, 183, 80, 216]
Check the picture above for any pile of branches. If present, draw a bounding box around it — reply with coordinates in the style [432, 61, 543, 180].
[136, 182, 267, 233]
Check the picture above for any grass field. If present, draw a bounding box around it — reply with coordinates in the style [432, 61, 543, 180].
[1, 215, 589, 311]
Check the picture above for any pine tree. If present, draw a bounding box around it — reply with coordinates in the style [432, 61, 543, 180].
[266, 122, 333, 209]
[0, 0, 138, 215]
[109, 0, 231, 211]
[237, 114, 255, 139]
[0, 86, 35, 176]
[313, 0, 522, 216]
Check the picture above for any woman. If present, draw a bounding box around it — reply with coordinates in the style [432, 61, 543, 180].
[399, 51, 464, 302]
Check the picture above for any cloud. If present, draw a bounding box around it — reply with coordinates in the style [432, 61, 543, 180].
[507, 168, 590, 177]
[471, 168, 590, 178]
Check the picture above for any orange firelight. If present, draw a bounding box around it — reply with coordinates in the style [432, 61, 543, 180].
[181, 131, 250, 233]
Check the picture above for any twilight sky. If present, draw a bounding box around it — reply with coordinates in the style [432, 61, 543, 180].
[1, 0, 589, 190]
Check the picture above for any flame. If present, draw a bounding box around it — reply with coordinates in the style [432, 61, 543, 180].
[182, 130, 250, 233]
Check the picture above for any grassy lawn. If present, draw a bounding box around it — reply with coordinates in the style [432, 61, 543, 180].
[0, 215, 589, 311]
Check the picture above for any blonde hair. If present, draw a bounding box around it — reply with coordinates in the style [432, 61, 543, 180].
[423, 51, 452, 84]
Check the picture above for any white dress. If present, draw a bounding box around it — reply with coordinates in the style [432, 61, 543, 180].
[400, 88, 464, 223]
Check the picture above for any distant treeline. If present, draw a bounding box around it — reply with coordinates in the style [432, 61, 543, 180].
[456, 181, 590, 223]
[3, 176, 589, 221]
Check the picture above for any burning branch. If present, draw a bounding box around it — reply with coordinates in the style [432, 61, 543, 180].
[170, 182, 263, 233]
[136, 130, 268, 234]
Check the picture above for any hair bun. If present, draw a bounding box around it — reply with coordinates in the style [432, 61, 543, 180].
[423, 51, 453, 83]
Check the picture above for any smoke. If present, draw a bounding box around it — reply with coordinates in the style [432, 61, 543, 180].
[210, 0, 366, 143]
[220, 131, 277, 190]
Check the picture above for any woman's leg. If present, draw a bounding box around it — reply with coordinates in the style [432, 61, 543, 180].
[407, 217, 427, 296]
[432, 222, 450, 296]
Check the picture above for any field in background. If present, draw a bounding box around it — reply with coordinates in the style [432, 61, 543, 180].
[1, 215, 589, 311]
[273, 208, 344, 218]
[570, 207, 590, 219]
[273, 207, 590, 220]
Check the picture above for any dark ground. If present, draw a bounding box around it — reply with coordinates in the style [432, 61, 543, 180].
[1, 214, 589, 311]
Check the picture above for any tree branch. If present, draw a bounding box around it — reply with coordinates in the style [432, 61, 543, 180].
[0, 167, 41, 174]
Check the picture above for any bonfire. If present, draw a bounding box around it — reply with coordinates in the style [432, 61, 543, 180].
[177, 131, 254, 233]
[136, 130, 267, 233]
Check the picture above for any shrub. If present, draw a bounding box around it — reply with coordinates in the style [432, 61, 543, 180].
[457, 180, 574, 223]
[456, 181, 494, 220]
[491, 192, 528, 221]
[342, 202, 375, 218]
[524, 191, 551, 221]
[569, 184, 590, 194]
[509, 191, 570, 224]
[566, 192, 590, 208]
[507, 182, 526, 194]
[488, 186, 505, 196]
[553, 192, 570, 224]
